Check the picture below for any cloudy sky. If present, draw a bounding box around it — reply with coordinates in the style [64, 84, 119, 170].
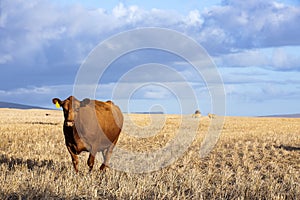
[0, 0, 300, 116]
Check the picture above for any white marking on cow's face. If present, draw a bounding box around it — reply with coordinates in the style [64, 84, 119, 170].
[65, 121, 74, 127]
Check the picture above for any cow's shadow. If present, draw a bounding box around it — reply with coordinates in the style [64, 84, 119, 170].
[0, 153, 56, 171]
[275, 145, 300, 151]
[0, 154, 117, 199]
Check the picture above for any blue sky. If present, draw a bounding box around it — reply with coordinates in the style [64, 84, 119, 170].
[0, 0, 300, 116]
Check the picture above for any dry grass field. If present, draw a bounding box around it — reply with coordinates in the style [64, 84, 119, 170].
[0, 108, 299, 199]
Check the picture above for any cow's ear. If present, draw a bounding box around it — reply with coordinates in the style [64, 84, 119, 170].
[80, 98, 90, 107]
[52, 98, 62, 108]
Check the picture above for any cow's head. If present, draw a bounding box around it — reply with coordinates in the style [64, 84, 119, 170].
[52, 96, 90, 127]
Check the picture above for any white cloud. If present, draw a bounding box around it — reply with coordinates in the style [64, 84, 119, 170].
[185, 9, 203, 27]
[214, 47, 300, 71]
[198, 0, 300, 53]
[2, 0, 299, 72]
[112, 3, 142, 23]
[0, 1, 204, 71]
[0, 84, 73, 107]
[141, 85, 173, 99]
[112, 3, 128, 18]
[0, 85, 72, 96]
[215, 50, 269, 68]
[0, 54, 12, 64]
[226, 82, 300, 103]
[272, 48, 288, 69]
[270, 48, 300, 70]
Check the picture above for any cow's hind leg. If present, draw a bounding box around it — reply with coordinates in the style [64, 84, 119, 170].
[100, 138, 119, 170]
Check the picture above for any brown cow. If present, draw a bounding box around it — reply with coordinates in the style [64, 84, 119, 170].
[52, 96, 123, 172]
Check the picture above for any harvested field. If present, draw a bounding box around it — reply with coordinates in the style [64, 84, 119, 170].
[0, 108, 299, 199]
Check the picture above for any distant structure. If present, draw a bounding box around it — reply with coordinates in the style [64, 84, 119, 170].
[208, 113, 216, 119]
[192, 110, 201, 118]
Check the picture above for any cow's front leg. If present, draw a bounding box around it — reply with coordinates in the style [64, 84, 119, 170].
[87, 152, 96, 172]
[71, 154, 79, 173]
[67, 146, 79, 173]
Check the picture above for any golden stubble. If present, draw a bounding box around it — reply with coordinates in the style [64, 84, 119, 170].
[0, 109, 299, 199]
